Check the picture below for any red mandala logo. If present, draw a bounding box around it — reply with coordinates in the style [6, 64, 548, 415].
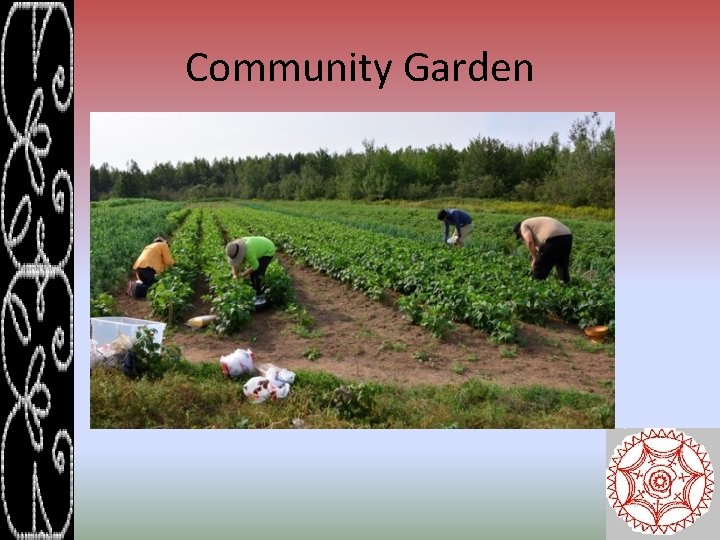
[607, 429, 714, 535]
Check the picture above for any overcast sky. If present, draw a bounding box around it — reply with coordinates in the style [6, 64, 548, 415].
[90, 112, 615, 172]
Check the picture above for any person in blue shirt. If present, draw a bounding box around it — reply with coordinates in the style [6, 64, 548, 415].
[437, 209, 475, 247]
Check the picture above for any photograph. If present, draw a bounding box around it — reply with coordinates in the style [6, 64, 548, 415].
[89, 111, 615, 429]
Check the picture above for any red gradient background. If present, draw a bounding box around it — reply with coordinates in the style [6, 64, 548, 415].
[77, 1, 720, 422]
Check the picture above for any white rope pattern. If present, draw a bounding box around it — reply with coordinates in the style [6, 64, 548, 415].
[1, 4, 73, 538]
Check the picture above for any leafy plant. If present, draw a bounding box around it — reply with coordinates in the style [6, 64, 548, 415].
[90, 292, 115, 317]
[302, 345, 321, 361]
[130, 326, 182, 379]
[327, 383, 377, 420]
[451, 361, 467, 375]
[263, 261, 295, 307]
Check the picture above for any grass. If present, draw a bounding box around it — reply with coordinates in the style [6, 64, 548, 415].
[572, 337, 606, 353]
[302, 345, 322, 361]
[286, 303, 321, 338]
[499, 345, 519, 358]
[378, 340, 407, 353]
[90, 356, 614, 429]
[451, 361, 467, 375]
[538, 336, 562, 348]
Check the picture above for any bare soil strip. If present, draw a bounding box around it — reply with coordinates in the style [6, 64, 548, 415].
[113, 253, 614, 398]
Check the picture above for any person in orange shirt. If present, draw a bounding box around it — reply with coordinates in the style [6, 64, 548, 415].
[127, 237, 175, 298]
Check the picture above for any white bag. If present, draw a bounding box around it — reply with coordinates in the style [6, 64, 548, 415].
[219, 348, 254, 378]
[277, 368, 296, 384]
[258, 363, 296, 385]
[243, 376, 290, 403]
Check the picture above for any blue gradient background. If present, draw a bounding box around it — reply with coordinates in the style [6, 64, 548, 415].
[75, 431, 605, 539]
[74, 0, 720, 538]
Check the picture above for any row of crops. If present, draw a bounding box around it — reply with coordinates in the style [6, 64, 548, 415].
[90, 199, 186, 299]
[214, 202, 614, 341]
[243, 200, 615, 278]
[90, 199, 614, 343]
[144, 208, 294, 333]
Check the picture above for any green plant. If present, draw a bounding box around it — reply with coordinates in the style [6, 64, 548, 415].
[378, 340, 407, 353]
[125, 327, 186, 380]
[499, 345, 519, 358]
[204, 282, 255, 334]
[538, 336, 562, 348]
[287, 303, 320, 338]
[451, 361, 466, 375]
[263, 261, 295, 307]
[327, 383, 377, 420]
[294, 325, 322, 339]
[572, 337, 604, 353]
[90, 292, 115, 317]
[302, 345, 321, 361]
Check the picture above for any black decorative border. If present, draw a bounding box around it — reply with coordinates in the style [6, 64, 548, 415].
[1, 3, 73, 538]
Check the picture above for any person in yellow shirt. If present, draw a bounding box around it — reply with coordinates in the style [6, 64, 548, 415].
[127, 237, 175, 298]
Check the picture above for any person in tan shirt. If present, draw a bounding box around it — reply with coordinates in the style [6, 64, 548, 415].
[127, 237, 175, 298]
[513, 217, 572, 283]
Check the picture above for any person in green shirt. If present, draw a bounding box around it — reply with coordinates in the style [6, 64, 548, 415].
[225, 236, 276, 296]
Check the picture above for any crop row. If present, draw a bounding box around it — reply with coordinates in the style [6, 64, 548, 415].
[211, 203, 614, 342]
[90, 199, 185, 299]
[148, 209, 204, 323]
[244, 200, 615, 278]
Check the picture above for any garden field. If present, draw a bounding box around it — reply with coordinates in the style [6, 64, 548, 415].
[90, 198, 615, 428]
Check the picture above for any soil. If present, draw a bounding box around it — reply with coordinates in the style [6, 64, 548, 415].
[113, 254, 615, 399]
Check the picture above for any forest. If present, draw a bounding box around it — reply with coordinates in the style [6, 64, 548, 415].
[90, 113, 614, 208]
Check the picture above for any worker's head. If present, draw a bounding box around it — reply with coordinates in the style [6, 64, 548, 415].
[513, 222, 522, 240]
[154, 236, 167, 243]
[225, 239, 246, 267]
[437, 209, 448, 221]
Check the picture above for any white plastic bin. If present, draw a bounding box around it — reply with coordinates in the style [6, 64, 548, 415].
[90, 317, 166, 347]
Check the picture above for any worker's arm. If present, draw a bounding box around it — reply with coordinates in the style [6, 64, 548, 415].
[521, 227, 539, 264]
[161, 243, 175, 266]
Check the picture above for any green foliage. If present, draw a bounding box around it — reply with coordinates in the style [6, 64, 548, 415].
[91, 364, 613, 429]
[262, 261, 295, 307]
[199, 213, 255, 334]
[204, 282, 255, 334]
[149, 268, 194, 323]
[90, 114, 613, 208]
[130, 326, 183, 380]
[149, 210, 203, 323]
[326, 383, 378, 420]
[90, 292, 115, 317]
[302, 345, 321, 361]
[212, 202, 612, 343]
[90, 199, 183, 298]
[451, 361, 467, 375]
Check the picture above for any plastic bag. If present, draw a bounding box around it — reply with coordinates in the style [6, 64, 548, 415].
[257, 362, 296, 385]
[266, 366, 296, 385]
[109, 334, 134, 356]
[219, 348, 254, 378]
[243, 376, 290, 403]
[91, 337, 132, 371]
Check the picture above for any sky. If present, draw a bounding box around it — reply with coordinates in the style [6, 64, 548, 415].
[90, 112, 615, 172]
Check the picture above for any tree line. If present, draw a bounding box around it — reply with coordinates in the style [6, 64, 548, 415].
[91, 113, 614, 208]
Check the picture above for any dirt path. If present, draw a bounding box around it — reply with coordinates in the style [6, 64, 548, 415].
[113, 254, 614, 398]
